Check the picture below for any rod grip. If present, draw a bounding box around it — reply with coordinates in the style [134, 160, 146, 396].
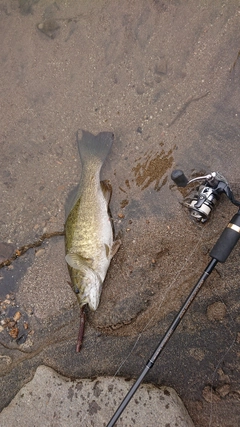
[210, 212, 240, 262]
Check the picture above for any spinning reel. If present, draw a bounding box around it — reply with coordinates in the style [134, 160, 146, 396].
[171, 169, 240, 222]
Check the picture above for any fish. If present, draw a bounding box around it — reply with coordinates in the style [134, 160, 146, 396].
[65, 130, 121, 351]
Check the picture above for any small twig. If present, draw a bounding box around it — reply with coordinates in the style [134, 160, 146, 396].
[0, 231, 65, 269]
[76, 306, 86, 352]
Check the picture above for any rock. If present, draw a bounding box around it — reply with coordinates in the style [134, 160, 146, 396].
[35, 248, 45, 257]
[206, 301, 227, 321]
[216, 384, 230, 398]
[202, 385, 221, 403]
[217, 368, 230, 384]
[117, 212, 125, 219]
[0, 365, 195, 427]
[37, 20, 60, 39]
[8, 327, 19, 339]
[13, 311, 21, 322]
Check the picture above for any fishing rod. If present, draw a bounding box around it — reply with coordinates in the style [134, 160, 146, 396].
[107, 169, 240, 427]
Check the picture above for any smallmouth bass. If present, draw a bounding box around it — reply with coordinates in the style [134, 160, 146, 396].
[65, 130, 121, 351]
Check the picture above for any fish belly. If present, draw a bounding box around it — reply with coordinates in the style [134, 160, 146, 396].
[66, 179, 113, 282]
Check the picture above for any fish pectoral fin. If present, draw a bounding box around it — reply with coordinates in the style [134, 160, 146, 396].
[110, 239, 121, 258]
[104, 244, 110, 258]
[100, 180, 112, 204]
[65, 253, 93, 270]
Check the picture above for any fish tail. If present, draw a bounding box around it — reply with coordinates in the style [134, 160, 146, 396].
[77, 130, 114, 167]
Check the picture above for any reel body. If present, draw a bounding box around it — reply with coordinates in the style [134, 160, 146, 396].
[188, 184, 218, 222]
[171, 170, 240, 222]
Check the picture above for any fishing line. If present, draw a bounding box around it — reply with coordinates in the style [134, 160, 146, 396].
[208, 339, 236, 427]
[82, 170, 240, 426]
[79, 222, 207, 427]
[112, 178, 240, 383]
[106, 170, 240, 426]
[207, 280, 238, 427]
[111, 222, 207, 379]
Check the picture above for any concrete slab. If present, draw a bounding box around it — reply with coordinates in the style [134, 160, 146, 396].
[0, 365, 195, 427]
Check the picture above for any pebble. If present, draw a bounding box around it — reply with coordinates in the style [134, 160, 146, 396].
[37, 20, 60, 39]
[217, 368, 230, 383]
[216, 384, 230, 398]
[7, 321, 16, 328]
[9, 327, 19, 339]
[118, 212, 125, 219]
[207, 301, 227, 321]
[13, 311, 21, 322]
[23, 322, 29, 330]
[202, 385, 220, 403]
[35, 248, 45, 257]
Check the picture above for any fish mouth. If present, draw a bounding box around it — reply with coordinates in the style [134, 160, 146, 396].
[68, 262, 103, 311]
[76, 283, 102, 311]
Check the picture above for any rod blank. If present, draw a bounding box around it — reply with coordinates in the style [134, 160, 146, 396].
[107, 210, 240, 426]
[107, 258, 217, 427]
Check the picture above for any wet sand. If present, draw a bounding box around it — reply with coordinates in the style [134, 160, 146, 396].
[1, 1, 240, 426]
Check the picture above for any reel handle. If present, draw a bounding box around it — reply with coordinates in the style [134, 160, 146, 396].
[171, 169, 188, 187]
[210, 211, 240, 262]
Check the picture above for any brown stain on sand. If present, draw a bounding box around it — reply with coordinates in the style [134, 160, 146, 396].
[132, 146, 175, 191]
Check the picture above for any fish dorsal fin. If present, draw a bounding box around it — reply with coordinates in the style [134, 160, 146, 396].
[65, 186, 81, 219]
[65, 253, 93, 270]
[100, 180, 112, 204]
[104, 243, 110, 258]
[110, 239, 121, 258]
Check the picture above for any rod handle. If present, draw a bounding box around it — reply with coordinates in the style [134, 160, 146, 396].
[210, 212, 240, 262]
